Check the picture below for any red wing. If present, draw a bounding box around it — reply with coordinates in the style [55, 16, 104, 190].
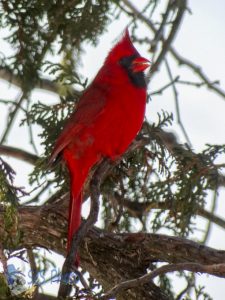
[49, 84, 107, 164]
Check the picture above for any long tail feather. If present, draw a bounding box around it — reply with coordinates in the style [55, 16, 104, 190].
[67, 190, 82, 251]
[64, 150, 98, 250]
[66, 168, 86, 252]
[63, 148, 99, 267]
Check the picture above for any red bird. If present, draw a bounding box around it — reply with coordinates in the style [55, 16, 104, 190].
[49, 29, 150, 257]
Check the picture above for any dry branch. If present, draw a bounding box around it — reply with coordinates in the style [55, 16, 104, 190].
[0, 145, 39, 165]
[100, 262, 225, 299]
[122, 0, 225, 100]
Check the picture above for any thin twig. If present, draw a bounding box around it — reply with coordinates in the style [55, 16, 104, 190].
[0, 144, 39, 165]
[170, 47, 225, 100]
[100, 262, 225, 299]
[150, 76, 179, 96]
[151, 0, 187, 74]
[197, 205, 225, 230]
[113, 193, 225, 231]
[0, 98, 26, 113]
[1, 92, 24, 144]
[177, 79, 219, 88]
[23, 181, 53, 204]
[150, 0, 172, 52]
[175, 274, 195, 300]
[202, 188, 218, 244]
[25, 98, 39, 154]
[164, 58, 192, 146]
[121, 0, 225, 100]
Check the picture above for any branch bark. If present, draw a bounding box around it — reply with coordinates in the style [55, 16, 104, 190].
[1, 199, 225, 299]
[0, 68, 81, 97]
[100, 262, 225, 299]
[0, 69, 55, 93]
[0, 145, 39, 165]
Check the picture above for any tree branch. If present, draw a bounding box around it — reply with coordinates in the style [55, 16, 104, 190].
[151, 0, 187, 74]
[1, 198, 225, 299]
[164, 58, 192, 145]
[0, 68, 51, 93]
[100, 262, 225, 299]
[0, 145, 39, 165]
[169, 47, 225, 99]
[122, 0, 225, 100]
[1, 93, 24, 144]
[0, 68, 81, 97]
[112, 192, 225, 231]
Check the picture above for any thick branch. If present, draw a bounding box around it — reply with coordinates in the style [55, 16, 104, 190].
[1, 200, 225, 299]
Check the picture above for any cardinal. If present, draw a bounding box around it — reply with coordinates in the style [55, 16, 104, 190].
[49, 29, 150, 261]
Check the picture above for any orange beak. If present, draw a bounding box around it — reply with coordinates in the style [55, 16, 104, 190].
[132, 57, 151, 73]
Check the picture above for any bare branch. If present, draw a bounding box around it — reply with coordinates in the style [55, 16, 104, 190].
[201, 189, 218, 244]
[164, 58, 192, 145]
[100, 262, 225, 299]
[151, 0, 187, 74]
[1, 92, 24, 144]
[122, 0, 225, 100]
[113, 192, 225, 231]
[0, 145, 39, 165]
[0, 68, 81, 97]
[197, 205, 225, 230]
[149, 76, 180, 96]
[0, 66, 57, 94]
[170, 47, 225, 99]
[150, 0, 172, 52]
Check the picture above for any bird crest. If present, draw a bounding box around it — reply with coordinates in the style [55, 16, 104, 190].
[105, 28, 139, 64]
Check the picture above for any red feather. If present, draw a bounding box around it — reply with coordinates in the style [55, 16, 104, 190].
[49, 29, 150, 265]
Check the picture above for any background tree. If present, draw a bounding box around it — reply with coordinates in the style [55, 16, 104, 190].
[0, 0, 225, 299]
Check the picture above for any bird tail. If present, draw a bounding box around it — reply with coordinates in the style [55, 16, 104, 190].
[63, 148, 99, 268]
[64, 150, 99, 254]
[66, 167, 86, 252]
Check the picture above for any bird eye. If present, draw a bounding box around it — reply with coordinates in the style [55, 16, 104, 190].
[119, 55, 136, 68]
[119, 57, 128, 67]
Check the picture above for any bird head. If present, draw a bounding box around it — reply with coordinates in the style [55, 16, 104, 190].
[103, 28, 150, 87]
